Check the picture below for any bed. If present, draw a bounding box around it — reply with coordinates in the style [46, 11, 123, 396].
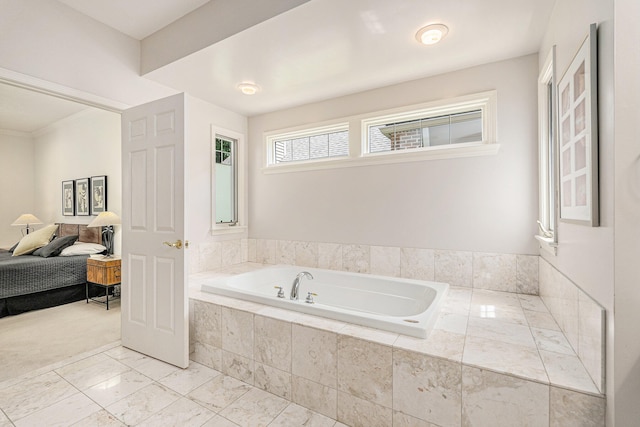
[0, 223, 105, 317]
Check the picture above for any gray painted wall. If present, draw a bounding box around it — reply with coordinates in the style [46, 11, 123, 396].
[248, 54, 539, 255]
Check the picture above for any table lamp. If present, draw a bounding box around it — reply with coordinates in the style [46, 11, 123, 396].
[12, 213, 43, 235]
[88, 211, 121, 257]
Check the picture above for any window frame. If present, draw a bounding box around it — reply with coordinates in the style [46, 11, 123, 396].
[211, 126, 247, 236]
[536, 47, 559, 255]
[262, 91, 499, 174]
[265, 122, 350, 169]
[361, 91, 498, 160]
[214, 134, 237, 225]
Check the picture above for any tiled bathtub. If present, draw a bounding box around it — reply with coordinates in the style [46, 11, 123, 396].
[189, 264, 605, 427]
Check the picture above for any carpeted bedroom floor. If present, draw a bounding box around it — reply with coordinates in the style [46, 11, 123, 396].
[0, 299, 120, 383]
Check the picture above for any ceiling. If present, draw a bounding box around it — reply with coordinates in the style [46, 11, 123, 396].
[1, 0, 557, 133]
[144, 0, 556, 116]
[57, 0, 210, 40]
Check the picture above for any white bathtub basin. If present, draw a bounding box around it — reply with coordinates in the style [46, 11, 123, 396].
[201, 265, 448, 338]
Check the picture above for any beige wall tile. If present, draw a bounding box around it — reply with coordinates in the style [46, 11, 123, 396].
[193, 301, 221, 348]
[247, 238, 257, 263]
[435, 250, 473, 288]
[254, 363, 291, 400]
[295, 241, 318, 268]
[256, 239, 276, 264]
[400, 247, 435, 281]
[337, 336, 392, 408]
[291, 375, 337, 419]
[200, 241, 222, 271]
[461, 365, 549, 426]
[342, 244, 370, 274]
[221, 307, 253, 359]
[473, 252, 517, 292]
[277, 240, 296, 265]
[393, 349, 462, 426]
[254, 315, 291, 372]
[191, 342, 222, 372]
[516, 254, 539, 294]
[337, 391, 392, 427]
[578, 290, 605, 393]
[221, 350, 254, 385]
[221, 239, 242, 266]
[549, 387, 605, 427]
[317, 243, 342, 270]
[370, 245, 400, 277]
[292, 325, 337, 388]
[241, 239, 248, 263]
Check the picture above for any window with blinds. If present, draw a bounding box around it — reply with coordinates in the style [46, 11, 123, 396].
[267, 124, 349, 165]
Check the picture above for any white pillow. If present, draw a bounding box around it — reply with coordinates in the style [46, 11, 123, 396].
[59, 242, 106, 256]
[12, 224, 58, 256]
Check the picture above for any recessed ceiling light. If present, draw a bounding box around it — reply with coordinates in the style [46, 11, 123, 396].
[415, 24, 449, 45]
[237, 82, 260, 95]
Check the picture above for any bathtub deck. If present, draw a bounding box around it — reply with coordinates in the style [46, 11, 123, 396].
[189, 263, 604, 425]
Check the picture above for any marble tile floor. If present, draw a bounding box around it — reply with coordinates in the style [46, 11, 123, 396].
[0, 342, 347, 427]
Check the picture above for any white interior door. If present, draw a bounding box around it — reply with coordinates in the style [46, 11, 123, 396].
[121, 93, 188, 368]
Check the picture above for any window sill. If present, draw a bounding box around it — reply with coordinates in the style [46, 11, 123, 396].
[210, 225, 248, 236]
[263, 143, 500, 174]
[535, 234, 557, 256]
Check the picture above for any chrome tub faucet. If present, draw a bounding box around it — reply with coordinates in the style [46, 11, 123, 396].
[290, 271, 313, 300]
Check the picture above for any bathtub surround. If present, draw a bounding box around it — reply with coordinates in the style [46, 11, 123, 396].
[190, 239, 607, 395]
[189, 238, 539, 295]
[189, 266, 605, 426]
[539, 257, 605, 394]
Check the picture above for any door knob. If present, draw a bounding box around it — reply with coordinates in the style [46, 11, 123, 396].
[163, 239, 182, 249]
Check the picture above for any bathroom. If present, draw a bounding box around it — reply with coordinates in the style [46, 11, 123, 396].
[187, 18, 608, 427]
[1, 0, 637, 424]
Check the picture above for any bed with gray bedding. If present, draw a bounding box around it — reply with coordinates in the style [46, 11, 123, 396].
[0, 223, 103, 317]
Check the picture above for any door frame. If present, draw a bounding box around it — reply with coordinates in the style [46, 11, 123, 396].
[0, 67, 130, 113]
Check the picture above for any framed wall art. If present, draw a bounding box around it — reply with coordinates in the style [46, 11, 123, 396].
[62, 180, 75, 216]
[90, 175, 107, 215]
[558, 23, 599, 226]
[75, 178, 90, 216]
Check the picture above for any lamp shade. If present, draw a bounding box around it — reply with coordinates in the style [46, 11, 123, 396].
[12, 214, 43, 226]
[88, 211, 121, 227]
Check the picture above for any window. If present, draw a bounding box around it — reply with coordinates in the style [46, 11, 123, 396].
[362, 91, 497, 158]
[537, 47, 558, 254]
[263, 91, 498, 174]
[267, 123, 349, 166]
[215, 135, 236, 224]
[212, 127, 246, 235]
[368, 110, 482, 153]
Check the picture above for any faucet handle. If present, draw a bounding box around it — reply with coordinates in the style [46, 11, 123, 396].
[305, 292, 318, 304]
[274, 286, 285, 298]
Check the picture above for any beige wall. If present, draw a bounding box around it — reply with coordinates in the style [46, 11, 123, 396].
[185, 94, 248, 246]
[33, 109, 122, 253]
[613, 0, 640, 424]
[0, 132, 35, 247]
[537, 0, 616, 423]
[248, 54, 539, 255]
[0, 0, 174, 110]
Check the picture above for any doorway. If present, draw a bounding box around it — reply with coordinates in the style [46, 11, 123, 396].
[0, 79, 123, 381]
